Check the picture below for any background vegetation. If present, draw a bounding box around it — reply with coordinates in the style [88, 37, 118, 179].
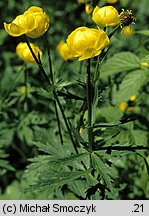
[0, 0, 149, 199]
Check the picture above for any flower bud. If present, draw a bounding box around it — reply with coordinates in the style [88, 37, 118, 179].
[92, 6, 120, 27]
[18, 86, 27, 94]
[57, 40, 74, 61]
[85, 4, 94, 14]
[16, 42, 42, 63]
[4, 6, 50, 38]
[121, 26, 134, 36]
[66, 26, 110, 61]
[129, 95, 137, 102]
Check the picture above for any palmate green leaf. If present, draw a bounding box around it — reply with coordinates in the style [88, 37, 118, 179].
[141, 155, 149, 197]
[129, 130, 148, 146]
[55, 80, 74, 91]
[0, 127, 14, 147]
[37, 80, 74, 100]
[100, 52, 140, 78]
[53, 152, 89, 165]
[28, 152, 89, 171]
[91, 153, 118, 199]
[68, 179, 88, 199]
[99, 106, 123, 122]
[85, 173, 101, 199]
[0, 151, 15, 176]
[25, 155, 59, 179]
[18, 111, 49, 127]
[27, 148, 89, 180]
[37, 87, 54, 100]
[0, 149, 8, 158]
[0, 160, 15, 172]
[25, 170, 88, 194]
[113, 70, 148, 104]
[33, 127, 71, 157]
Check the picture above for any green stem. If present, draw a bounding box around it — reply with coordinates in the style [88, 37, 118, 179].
[93, 25, 120, 82]
[25, 35, 78, 153]
[108, 24, 120, 39]
[44, 33, 64, 145]
[44, 33, 79, 151]
[24, 36, 49, 82]
[58, 61, 66, 77]
[79, 61, 83, 74]
[44, 33, 54, 82]
[86, 59, 93, 152]
[94, 55, 100, 82]
[54, 92, 78, 154]
[44, 34, 79, 152]
[24, 66, 28, 112]
[54, 102, 64, 145]
[95, 145, 149, 152]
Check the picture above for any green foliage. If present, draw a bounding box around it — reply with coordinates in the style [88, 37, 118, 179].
[0, 0, 149, 200]
[100, 52, 140, 78]
[136, 30, 149, 36]
[0, 150, 14, 177]
[113, 70, 148, 103]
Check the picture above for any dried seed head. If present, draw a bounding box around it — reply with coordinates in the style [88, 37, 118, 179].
[119, 9, 136, 27]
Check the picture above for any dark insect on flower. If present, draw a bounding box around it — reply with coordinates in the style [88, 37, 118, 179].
[119, 9, 136, 27]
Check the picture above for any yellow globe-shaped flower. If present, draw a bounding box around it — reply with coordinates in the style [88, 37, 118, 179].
[57, 40, 74, 61]
[24, 6, 50, 38]
[92, 6, 120, 28]
[16, 42, 42, 63]
[4, 6, 50, 38]
[66, 26, 110, 61]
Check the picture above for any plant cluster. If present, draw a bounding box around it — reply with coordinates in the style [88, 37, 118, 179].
[0, 0, 149, 200]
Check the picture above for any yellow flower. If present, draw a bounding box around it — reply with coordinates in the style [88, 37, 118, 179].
[85, 4, 94, 15]
[18, 86, 27, 94]
[129, 95, 137, 102]
[119, 96, 137, 112]
[105, 0, 118, 4]
[119, 102, 127, 111]
[57, 40, 74, 61]
[92, 6, 120, 28]
[16, 42, 42, 63]
[4, 6, 50, 38]
[79, 127, 83, 136]
[140, 61, 149, 68]
[121, 26, 134, 36]
[66, 26, 110, 61]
